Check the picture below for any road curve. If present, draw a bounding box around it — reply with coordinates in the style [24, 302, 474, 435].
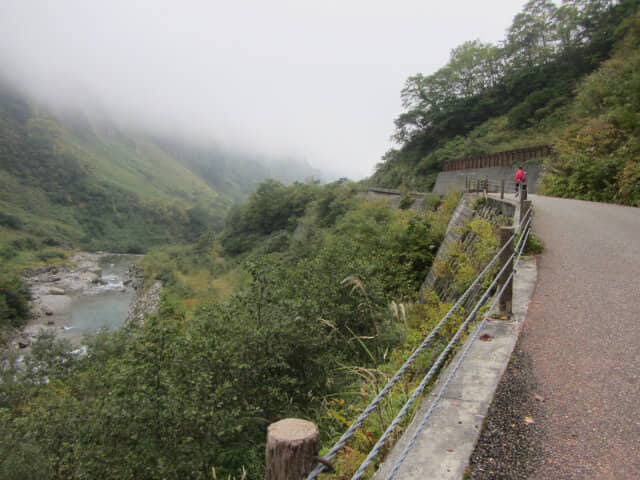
[472, 195, 640, 479]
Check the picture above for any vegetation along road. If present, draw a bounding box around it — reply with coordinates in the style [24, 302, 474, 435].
[471, 195, 640, 479]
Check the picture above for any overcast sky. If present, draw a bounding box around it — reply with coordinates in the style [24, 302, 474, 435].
[1, 0, 528, 180]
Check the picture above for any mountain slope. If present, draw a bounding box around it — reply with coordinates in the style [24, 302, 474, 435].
[369, 0, 637, 200]
[0, 81, 313, 255]
[0, 84, 224, 253]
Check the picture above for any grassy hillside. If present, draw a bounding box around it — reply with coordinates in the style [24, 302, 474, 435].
[0, 81, 318, 259]
[540, 8, 640, 205]
[0, 84, 224, 254]
[151, 137, 278, 204]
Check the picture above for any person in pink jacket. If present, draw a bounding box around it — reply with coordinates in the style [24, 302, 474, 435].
[514, 166, 526, 196]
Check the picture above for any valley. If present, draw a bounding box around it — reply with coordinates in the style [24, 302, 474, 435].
[0, 1, 638, 478]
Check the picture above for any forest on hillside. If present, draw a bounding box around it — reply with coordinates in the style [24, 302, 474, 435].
[371, 0, 640, 207]
[0, 178, 471, 479]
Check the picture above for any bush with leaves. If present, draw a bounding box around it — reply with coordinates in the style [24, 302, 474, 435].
[0, 271, 30, 333]
[541, 8, 640, 205]
[221, 180, 319, 256]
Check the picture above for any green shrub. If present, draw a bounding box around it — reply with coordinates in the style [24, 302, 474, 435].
[0, 273, 31, 329]
[10, 237, 38, 251]
[36, 249, 66, 262]
[423, 193, 442, 211]
[0, 212, 22, 230]
[524, 231, 544, 255]
[399, 193, 415, 210]
[0, 245, 18, 261]
[0, 177, 461, 479]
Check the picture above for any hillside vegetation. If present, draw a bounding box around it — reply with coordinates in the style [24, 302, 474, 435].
[371, 0, 640, 206]
[0, 179, 463, 479]
[0, 81, 318, 258]
[540, 7, 640, 204]
[0, 85, 219, 255]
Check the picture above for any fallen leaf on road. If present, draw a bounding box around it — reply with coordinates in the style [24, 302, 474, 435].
[524, 416, 535, 424]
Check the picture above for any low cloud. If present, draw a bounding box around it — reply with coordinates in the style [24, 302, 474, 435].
[1, 0, 526, 180]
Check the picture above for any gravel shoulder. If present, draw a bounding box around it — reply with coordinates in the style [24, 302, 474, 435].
[467, 340, 544, 479]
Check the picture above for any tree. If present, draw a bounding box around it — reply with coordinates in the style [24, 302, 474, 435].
[221, 179, 318, 255]
[505, 0, 559, 67]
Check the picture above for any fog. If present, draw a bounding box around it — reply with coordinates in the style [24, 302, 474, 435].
[1, 0, 527, 180]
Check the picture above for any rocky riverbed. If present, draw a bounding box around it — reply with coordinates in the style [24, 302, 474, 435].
[11, 252, 158, 351]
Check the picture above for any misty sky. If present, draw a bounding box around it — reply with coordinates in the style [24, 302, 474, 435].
[1, 0, 528, 180]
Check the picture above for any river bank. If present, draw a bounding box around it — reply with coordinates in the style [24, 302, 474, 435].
[11, 252, 147, 350]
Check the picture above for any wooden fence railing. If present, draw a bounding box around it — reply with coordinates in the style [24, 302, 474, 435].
[442, 145, 552, 172]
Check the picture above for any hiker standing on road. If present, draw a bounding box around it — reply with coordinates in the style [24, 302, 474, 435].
[514, 166, 526, 197]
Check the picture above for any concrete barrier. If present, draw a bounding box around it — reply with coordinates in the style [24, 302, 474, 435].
[432, 164, 542, 195]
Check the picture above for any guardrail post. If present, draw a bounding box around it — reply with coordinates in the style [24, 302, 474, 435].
[500, 179, 505, 199]
[519, 183, 528, 212]
[498, 226, 514, 315]
[520, 200, 532, 229]
[266, 418, 319, 480]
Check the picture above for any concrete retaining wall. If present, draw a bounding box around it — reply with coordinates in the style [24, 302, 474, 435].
[359, 188, 426, 212]
[485, 196, 516, 218]
[432, 164, 542, 195]
[420, 195, 518, 300]
[420, 194, 475, 295]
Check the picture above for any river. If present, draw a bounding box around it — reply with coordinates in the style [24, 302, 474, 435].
[62, 254, 136, 338]
[18, 253, 140, 348]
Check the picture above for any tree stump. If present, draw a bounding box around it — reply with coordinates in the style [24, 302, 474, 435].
[265, 418, 319, 480]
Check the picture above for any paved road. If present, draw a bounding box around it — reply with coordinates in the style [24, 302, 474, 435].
[472, 195, 640, 479]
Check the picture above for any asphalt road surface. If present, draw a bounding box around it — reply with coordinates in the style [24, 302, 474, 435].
[470, 195, 640, 479]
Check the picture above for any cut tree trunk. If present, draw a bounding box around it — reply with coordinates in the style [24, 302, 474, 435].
[265, 418, 319, 480]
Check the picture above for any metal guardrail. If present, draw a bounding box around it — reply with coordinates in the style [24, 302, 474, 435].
[465, 178, 527, 197]
[385, 215, 532, 480]
[306, 203, 533, 480]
